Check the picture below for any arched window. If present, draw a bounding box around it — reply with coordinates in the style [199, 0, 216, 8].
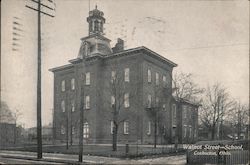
[83, 122, 89, 138]
[94, 20, 98, 31]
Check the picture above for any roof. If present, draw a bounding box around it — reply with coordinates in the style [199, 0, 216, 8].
[104, 46, 177, 67]
[50, 46, 177, 72]
[80, 33, 111, 42]
[49, 63, 74, 72]
[173, 97, 201, 107]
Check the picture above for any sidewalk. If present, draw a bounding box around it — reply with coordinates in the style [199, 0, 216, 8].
[0, 150, 121, 164]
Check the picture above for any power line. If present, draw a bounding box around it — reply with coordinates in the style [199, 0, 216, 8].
[165, 43, 248, 52]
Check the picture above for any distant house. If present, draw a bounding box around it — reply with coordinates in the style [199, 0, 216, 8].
[0, 101, 21, 147]
[172, 98, 200, 144]
[27, 124, 53, 141]
[0, 123, 21, 147]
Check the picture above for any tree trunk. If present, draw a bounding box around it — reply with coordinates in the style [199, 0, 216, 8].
[14, 121, 16, 145]
[211, 124, 216, 140]
[154, 116, 157, 148]
[112, 125, 118, 151]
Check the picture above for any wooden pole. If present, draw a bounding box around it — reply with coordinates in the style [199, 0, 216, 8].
[37, 0, 42, 159]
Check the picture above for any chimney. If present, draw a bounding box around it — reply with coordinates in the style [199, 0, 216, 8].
[112, 38, 124, 53]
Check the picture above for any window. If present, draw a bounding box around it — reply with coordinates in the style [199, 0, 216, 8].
[71, 101, 75, 112]
[183, 105, 187, 119]
[189, 108, 192, 119]
[71, 78, 75, 90]
[94, 20, 98, 31]
[147, 121, 151, 135]
[61, 100, 65, 112]
[111, 95, 115, 107]
[111, 71, 116, 83]
[147, 94, 152, 108]
[172, 104, 177, 126]
[147, 69, 151, 83]
[163, 125, 166, 135]
[163, 75, 166, 86]
[124, 68, 129, 82]
[189, 125, 192, 138]
[83, 122, 89, 138]
[85, 95, 90, 109]
[162, 104, 166, 111]
[85, 72, 90, 85]
[124, 93, 129, 108]
[156, 72, 159, 85]
[194, 129, 197, 138]
[72, 126, 75, 135]
[61, 125, 65, 134]
[124, 121, 129, 134]
[111, 121, 114, 134]
[156, 97, 159, 107]
[61, 80, 65, 92]
[184, 125, 187, 137]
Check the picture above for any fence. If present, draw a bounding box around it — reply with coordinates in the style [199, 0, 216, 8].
[187, 149, 249, 164]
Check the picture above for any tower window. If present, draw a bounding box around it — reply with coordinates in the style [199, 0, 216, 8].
[94, 20, 98, 31]
[124, 68, 129, 82]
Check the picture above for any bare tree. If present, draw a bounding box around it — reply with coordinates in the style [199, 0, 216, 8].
[227, 101, 249, 139]
[102, 62, 139, 151]
[146, 86, 168, 148]
[172, 72, 204, 103]
[0, 101, 14, 123]
[200, 83, 234, 140]
[13, 109, 22, 144]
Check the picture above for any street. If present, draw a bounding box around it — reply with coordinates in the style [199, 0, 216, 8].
[0, 150, 186, 164]
[0, 157, 61, 164]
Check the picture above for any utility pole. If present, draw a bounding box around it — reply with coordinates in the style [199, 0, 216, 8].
[25, 0, 55, 159]
[66, 92, 69, 149]
[79, 82, 84, 162]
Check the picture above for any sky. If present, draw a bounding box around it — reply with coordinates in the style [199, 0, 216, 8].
[1, 0, 249, 128]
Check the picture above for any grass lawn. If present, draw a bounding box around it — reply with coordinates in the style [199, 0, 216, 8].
[3, 143, 185, 158]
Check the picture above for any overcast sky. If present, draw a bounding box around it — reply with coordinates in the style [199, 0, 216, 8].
[1, 0, 249, 128]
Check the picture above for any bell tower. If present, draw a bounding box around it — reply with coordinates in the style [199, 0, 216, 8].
[87, 5, 105, 35]
[78, 5, 112, 59]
